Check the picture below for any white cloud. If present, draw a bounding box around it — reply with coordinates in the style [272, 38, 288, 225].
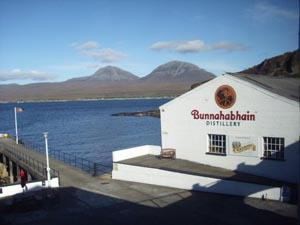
[0, 69, 57, 81]
[76, 41, 99, 50]
[80, 48, 127, 63]
[248, 2, 298, 22]
[210, 41, 249, 51]
[150, 41, 182, 51]
[71, 41, 128, 63]
[150, 40, 248, 53]
[175, 40, 208, 52]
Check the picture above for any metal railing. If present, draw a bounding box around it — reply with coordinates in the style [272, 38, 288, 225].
[0, 142, 60, 179]
[23, 140, 111, 176]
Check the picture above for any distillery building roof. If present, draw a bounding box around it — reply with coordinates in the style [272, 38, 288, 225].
[231, 73, 300, 102]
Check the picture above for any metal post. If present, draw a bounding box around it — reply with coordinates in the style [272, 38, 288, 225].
[43, 132, 51, 188]
[14, 107, 18, 144]
[93, 163, 97, 176]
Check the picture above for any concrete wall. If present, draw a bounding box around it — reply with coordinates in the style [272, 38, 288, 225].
[0, 177, 59, 198]
[160, 75, 299, 183]
[112, 145, 161, 162]
[112, 163, 283, 201]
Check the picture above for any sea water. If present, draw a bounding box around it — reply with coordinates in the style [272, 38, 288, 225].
[0, 98, 171, 166]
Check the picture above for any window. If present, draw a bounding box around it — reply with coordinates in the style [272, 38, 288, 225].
[208, 134, 226, 155]
[263, 137, 284, 160]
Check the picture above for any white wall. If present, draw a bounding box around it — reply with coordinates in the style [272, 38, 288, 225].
[0, 177, 59, 198]
[160, 75, 299, 183]
[112, 163, 283, 201]
[112, 145, 161, 162]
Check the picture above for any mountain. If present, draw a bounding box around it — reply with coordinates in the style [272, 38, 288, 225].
[67, 66, 139, 82]
[142, 61, 215, 82]
[239, 50, 299, 76]
[0, 62, 216, 102]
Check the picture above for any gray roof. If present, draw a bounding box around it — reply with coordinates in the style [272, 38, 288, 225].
[232, 73, 300, 102]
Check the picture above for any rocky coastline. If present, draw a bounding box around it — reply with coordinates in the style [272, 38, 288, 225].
[111, 109, 160, 118]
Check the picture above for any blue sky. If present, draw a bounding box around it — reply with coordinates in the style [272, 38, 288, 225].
[0, 0, 298, 84]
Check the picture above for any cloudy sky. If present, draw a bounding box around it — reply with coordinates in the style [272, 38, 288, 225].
[0, 0, 298, 84]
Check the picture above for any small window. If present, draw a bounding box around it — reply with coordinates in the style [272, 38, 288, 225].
[208, 134, 226, 155]
[263, 137, 284, 160]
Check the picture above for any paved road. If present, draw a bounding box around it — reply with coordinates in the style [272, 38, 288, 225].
[0, 138, 297, 225]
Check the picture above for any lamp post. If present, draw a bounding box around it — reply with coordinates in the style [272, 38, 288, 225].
[43, 132, 51, 187]
[14, 107, 24, 144]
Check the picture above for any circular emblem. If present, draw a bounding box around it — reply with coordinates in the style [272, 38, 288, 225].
[215, 85, 236, 109]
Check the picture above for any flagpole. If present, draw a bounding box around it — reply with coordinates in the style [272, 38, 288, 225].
[14, 107, 19, 144]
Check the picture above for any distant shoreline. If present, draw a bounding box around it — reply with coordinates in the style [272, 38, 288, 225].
[0, 96, 174, 104]
[112, 109, 160, 118]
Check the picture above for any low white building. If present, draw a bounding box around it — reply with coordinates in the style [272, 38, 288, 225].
[160, 73, 299, 184]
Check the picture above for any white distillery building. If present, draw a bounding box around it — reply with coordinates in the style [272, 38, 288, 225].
[112, 73, 299, 201]
[160, 74, 299, 183]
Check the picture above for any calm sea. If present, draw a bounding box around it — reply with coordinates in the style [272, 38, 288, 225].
[0, 98, 171, 166]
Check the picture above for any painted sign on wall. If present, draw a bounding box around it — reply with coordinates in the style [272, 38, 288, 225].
[229, 136, 258, 157]
[191, 84, 256, 127]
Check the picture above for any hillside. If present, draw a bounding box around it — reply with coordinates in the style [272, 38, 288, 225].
[239, 50, 299, 76]
[2, 49, 298, 102]
[0, 61, 215, 102]
[67, 66, 139, 82]
[142, 61, 215, 82]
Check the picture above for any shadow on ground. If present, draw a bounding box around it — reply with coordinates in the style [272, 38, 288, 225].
[0, 185, 297, 225]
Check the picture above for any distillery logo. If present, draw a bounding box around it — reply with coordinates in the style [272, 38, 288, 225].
[215, 85, 236, 109]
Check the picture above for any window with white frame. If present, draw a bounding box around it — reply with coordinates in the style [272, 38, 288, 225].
[208, 134, 226, 155]
[263, 137, 284, 160]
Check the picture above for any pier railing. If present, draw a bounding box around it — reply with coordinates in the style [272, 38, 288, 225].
[23, 141, 111, 176]
[0, 142, 60, 179]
